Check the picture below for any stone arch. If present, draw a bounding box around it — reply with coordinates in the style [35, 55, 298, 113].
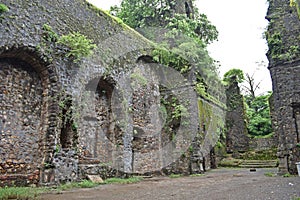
[0, 47, 58, 186]
[80, 76, 122, 162]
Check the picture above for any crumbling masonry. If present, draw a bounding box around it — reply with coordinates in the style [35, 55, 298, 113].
[0, 0, 225, 186]
[266, 0, 300, 174]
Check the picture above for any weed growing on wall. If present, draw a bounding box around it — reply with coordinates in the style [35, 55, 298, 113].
[57, 32, 96, 62]
[0, 3, 9, 14]
[40, 24, 96, 63]
[290, 0, 300, 19]
[0, 3, 9, 22]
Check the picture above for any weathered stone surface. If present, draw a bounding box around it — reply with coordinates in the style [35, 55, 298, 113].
[0, 0, 222, 186]
[225, 79, 249, 153]
[266, 0, 300, 174]
[86, 175, 104, 183]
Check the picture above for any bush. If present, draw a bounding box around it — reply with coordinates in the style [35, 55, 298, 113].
[0, 4, 9, 14]
[57, 32, 96, 62]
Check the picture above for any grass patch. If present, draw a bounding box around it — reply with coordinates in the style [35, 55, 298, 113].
[54, 180, 100, 191]
[0, 187, 45, 200]
[103, 177, 143, 184]
[0, 177, 143, 199]
[169, 174, 182, 178]
[282, 173, 292, 177]
[189, 174, 205, 177]
[264, 172, 276, 177]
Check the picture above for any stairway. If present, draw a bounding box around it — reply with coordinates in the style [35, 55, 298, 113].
[239, 160, 278, 168]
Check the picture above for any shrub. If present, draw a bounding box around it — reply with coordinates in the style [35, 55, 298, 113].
[57, 32, 96, 62]
[0, 3, 9, 14]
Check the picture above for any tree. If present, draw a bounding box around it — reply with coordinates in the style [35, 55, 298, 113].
[242, 72, 261, 100]
[110, 0, 218, 45]
[223, 68, 245, 84]
[223, 68, 273, 137]
[245, 92, 273, 137]
[111, 0, 223, 102]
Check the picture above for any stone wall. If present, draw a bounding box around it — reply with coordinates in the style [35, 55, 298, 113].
[266, 0, 300, 174]
[225, 79, 249, 154]
[0, 0, 225, 186]
[249, 137, 278, 151]
[0, 59, 43, 186]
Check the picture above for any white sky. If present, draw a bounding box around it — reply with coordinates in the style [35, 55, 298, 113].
[87, 0, 272, 94]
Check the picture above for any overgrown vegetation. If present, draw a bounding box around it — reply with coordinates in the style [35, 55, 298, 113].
[223, 69, 273, 137]
[290, 0, 300, 19]
[0, 3, 9, 22]
[40, 24, 96, 63]
[169, 174, 182, 178]
[101, 177, 143, 184]
[110, 0, 225, 107]
[0, 177, 143, 199]
[0, 187, 45, 200]
[0, 3, 9, 14]
[264, 172, 276, 177]
[57, 32, 96, 62]
[245, 92, 273, 137]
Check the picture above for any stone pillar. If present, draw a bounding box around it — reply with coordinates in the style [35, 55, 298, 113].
[266, 0, 300, 174]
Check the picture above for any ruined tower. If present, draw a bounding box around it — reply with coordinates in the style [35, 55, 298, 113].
[266, 0, 300, 174]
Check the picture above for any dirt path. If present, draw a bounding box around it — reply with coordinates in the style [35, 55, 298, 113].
[41, 168, 300, 200]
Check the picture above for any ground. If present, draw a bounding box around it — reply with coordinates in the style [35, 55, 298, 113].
[41, 168, 300, 200]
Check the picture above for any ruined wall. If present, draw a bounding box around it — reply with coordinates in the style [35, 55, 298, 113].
[266, 0, 300, 174]
[0, 0, 154, 186]
[0, 59, 43, 186]
[0, 0, 225, 186]
[225, 79, 249, 154]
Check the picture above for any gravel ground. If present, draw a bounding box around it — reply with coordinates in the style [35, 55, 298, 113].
[41, 168, 300, 200]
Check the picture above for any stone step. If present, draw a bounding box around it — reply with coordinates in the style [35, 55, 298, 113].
[239, 160, 278, 168]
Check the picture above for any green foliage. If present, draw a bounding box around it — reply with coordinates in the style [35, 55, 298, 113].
[264, 172, 276, 177]
[290, 0, 300, 19]
[245, 92, 273, 137]
[112, 0, 225, 108]
[223, 68, 245, 84]
[42, 24, 59, 42]
[57, 32, 96, 62]
[111, 0, 218, 44]
[0, 3, 9, 14]
[103, 177, 143, 184]
[195, 82, 207, 97]
[282, 173, 292, 177]
[266, 32, 283, 59]
[169, 174, 182, 178]
[0, 187, 45, 199]
[39, 24, 97, 63]
[166, 13, 218, 44]
[189, 173, 205, 177]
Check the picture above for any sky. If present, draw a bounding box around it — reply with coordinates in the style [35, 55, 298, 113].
[87, 0, 272, 94]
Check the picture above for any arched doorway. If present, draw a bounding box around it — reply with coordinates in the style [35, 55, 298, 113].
[0, 58, 44, 186]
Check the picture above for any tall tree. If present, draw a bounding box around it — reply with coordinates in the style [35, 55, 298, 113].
[223, 68, 245, 84]
[245, 93, 273, 137]
[242, 72, 261, 100]
[110, 0, 218, 45]
[110, 0, 223, 103]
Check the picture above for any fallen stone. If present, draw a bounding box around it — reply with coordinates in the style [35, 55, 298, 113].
[250, 168, 256, 172]
[86, 175, 104, 183]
